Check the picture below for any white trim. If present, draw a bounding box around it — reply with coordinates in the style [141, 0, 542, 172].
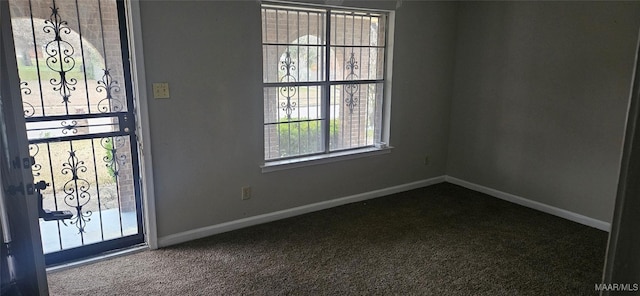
[158, 176, 445, 247]
[445, 176, 611, 232]
[158, 174, 611, 248]
[262, 0, 396, 13]
[126, 0, 158, 250]
[382, 10, 394, 144]
[262, 146, 393, 173]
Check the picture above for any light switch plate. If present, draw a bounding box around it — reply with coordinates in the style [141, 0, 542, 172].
[152, 82, 170, 99]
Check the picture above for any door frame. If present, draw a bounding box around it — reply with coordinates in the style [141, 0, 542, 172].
[1, 0, 48, 293]
[0, 0, 157, 290]
[124, 0, 158, 250]
[601, 26, 640, 290]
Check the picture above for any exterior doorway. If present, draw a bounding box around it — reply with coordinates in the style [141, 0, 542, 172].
[8, 0, 144, 265]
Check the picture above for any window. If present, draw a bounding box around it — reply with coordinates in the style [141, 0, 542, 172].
[262, 3, 389, 163]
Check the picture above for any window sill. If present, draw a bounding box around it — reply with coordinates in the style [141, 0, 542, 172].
[261, 146, 393, 173]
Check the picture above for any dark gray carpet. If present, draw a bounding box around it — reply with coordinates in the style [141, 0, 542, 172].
[47, 183, 607, 295]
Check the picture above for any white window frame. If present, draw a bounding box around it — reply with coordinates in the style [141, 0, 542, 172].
[261, 2, 394, 172]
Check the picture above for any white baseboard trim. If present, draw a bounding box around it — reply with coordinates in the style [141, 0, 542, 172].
[158, 176, 446, 247]
[445, 176, 611, 232]
[159, 175, 610, 247]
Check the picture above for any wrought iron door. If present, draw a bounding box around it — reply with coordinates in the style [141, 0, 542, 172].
[8, 0, 143, 265]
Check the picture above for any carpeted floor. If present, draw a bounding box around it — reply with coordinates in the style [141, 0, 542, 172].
[47, 183, 607, 295]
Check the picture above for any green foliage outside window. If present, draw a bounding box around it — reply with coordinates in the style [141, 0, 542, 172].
[278, 119, 339, 157]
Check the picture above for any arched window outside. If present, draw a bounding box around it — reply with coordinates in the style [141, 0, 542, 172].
[12, 17, 108, 118]
[279, 35, 323, 83]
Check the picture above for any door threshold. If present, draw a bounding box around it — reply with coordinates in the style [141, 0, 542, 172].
[46, 244, 148, 273]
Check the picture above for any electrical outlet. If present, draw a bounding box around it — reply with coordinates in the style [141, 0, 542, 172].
[424, 156, 429, 165]
[152, 82, 170, 99]
[241, 186, 252, 200]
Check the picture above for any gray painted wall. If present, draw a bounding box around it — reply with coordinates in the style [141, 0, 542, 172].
[447, 2, 640, 223]
[138, 0, 640, 240]
[138, 1, 457, 238]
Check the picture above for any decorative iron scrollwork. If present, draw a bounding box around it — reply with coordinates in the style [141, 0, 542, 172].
[20, 81, 36, 118]
[43, 2, 77, 106]
[29, 144, 42, 177]
[61, 150, 91, 233]
[61, 120, 78, 134]
[101, 137, 127, 176]
[280, 51, 297, 119]
[344, 52, 360, 114]
[97, 69, 123, 113]
[8, 0, 145, 256]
